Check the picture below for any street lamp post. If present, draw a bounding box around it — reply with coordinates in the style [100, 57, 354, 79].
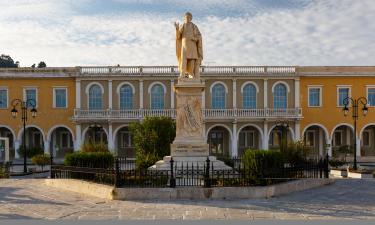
[10, 99, 37, 173]
[275, 120, 290, 152]
[342, 97, 368, 170]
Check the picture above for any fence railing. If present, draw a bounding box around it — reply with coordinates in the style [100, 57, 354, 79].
[73, 108, 302, 120]
[51, 156, 329, 188]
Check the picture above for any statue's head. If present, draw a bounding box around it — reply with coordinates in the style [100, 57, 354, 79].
[184, 12, 193, 23]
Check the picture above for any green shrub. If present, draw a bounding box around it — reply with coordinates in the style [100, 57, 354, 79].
[129, 117, 176, 169]
[64, 152, 114, 168]
[17, 147, 44, 158]
[31, 154, 50, 171]
[329, 159, 346, 168]
[242, 149, 284, 185]
[284, 141, 309, 165]
[135, 152, 159, 170]
[81, 141, 109, 153]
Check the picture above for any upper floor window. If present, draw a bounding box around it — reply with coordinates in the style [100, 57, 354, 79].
[308, 87, 321, 107]
[337, 87, 350, 106]
[367, 87, 375, 106]
[119, 85, 133, 109]
[54, 88, 67, 108]
[88, 85, 103, 109]
[243, 84, 257, 109]
[212, 84, 226, 109]
[151, 84, 164, 109]
[273, 84, 287, 109]
[0, 89, 8, 109]
[24, 88, 37, 108]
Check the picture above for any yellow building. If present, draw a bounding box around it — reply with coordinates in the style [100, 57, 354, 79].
[0, 68, 76, 159]
[0, 66, 374, 161]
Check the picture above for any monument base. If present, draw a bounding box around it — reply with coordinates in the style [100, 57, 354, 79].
[149, 155, 233, 171]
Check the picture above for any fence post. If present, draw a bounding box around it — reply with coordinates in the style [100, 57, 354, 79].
[50, 153, 54, 178]
[204, 157, 211, 188]
[170, 157, 176, 188]
[325, 153, 329, 178]
[114, 158, 120, 187]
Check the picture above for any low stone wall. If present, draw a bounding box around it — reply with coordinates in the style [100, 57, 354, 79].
[45, 178, 334, 200]
[44, 179, 114, 199]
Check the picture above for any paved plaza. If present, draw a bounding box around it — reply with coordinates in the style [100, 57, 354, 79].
[0, 179, 374, 220]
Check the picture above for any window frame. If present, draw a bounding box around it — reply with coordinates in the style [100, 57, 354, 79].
[308, 86, 322, 107]
[59, 131, 72, 148]
[336, 85, 351, 107]
[119, 84, 134, 109]
[88, 84, 104, 110]
[211, 84, 226, 109]
[23, 87, 38, 108]
[366, 85, 375, 107]
[53, 87, 68, 109]
[0, 87, 8, 109]
[273, 83, 288, 109]
[333, 130, 343, 147]
[362, 130, 371, 147]
[150, 84, 165, 109]
[242, 84, 257, 109]
[305, 130, 316, 147]
[239, 130, 255, 148]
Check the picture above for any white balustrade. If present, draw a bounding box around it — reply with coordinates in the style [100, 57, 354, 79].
[79, 66, 296, 76]
[74, 108, 301, 120]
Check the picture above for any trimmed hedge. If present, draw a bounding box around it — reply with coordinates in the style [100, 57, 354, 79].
[31, 153, 50, 171]
[17, 147, 44, 158]
[64, 152, 114, 168]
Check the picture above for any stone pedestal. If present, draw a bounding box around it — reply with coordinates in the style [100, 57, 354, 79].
[149, 78, 232, 171]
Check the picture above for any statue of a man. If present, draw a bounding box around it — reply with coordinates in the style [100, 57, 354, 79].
[175, 12, 203, 79]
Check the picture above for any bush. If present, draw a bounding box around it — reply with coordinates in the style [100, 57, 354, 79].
[242, 149, 284, 185]
[81, 141, 109, 153]
[31, 154, 50, 171]
[329, 159, 346, 168]
[64, 152, 114, 168]
[135, 152, 159, 170]
[284, 141, 309, 165]
[129, 117, 176, 169]
[17, 147, 44, 158]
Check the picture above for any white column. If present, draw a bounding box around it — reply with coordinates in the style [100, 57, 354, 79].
[319, 130, 324, 157]
[202, 80, 206, 109]
[139, 80, 144, 109]
[170, 79, 175, 108]
[231, 122, 238, 157]
[108, 80, 113, 109]
[108, 123, 114, 151]
[295, 79, 300, 108]
[327, 139, 332, 157]
[294, 121, 301, 140]
[14, 140, 20, 158]
[356, 138, 361, 156]
[75, 124, 81, 151]
[263, 122, 269, 150]
[232, 79, 237, 108]
[44, 140, 50, 154]
[75, 80, 81, 108]
[263, 79, 268, 108]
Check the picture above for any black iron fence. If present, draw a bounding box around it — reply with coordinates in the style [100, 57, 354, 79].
[51, 156, 329, 188]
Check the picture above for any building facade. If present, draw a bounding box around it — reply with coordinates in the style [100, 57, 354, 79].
[1, 66, 375, 160]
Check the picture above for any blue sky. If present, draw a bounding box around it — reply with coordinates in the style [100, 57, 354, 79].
[1, 0, 375, 66]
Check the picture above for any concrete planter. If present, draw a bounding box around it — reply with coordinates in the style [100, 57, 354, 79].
[347, 171, 374, 179]
[330, 169, 348, 178]
[45, 178, 335, 200]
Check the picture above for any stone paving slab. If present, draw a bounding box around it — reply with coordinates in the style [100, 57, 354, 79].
[0, 179, 375, 220]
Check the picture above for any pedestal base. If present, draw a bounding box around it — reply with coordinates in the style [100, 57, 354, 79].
[149, 155, 233, 171]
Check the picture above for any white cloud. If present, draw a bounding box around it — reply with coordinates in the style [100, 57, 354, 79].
[0, 0, 374, 66]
